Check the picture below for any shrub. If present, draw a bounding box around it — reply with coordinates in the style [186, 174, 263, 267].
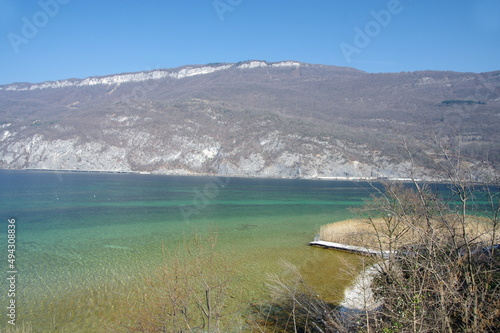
[124, 234, 243, 332]
[258, 178, 499, 332]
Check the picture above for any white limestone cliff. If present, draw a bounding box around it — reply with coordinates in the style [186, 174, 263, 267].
[0, 61, 301, 91]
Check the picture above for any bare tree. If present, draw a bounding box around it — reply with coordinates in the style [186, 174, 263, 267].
[358, 139, 500, 333]
[125, 233, 241, 332]
[257, 138, 499, 333]
[250, 260, 342, 333]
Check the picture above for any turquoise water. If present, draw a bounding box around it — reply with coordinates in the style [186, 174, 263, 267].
[0, 170, 379, 331]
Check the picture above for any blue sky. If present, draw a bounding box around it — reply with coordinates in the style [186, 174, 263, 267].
[0, 0, 499, 84]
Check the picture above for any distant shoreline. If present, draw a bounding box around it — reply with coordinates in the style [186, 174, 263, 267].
[0, 167, 460, 184]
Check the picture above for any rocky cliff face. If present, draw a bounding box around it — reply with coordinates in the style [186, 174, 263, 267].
[0, 61, 498, 181]
[0, 61, 300, 91]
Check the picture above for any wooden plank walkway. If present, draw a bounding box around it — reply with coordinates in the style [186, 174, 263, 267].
[309, 240, 393, 259]
[310, 240, 499, 259]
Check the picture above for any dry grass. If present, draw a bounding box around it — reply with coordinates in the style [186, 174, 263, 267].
[320, 215, 496, 251]
[121, 234, 246, 332]
[0, 323, 32, 333]
[319, 218, 381, 249]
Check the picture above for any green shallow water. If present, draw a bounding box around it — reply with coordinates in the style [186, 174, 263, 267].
[0, 170, 378, 332]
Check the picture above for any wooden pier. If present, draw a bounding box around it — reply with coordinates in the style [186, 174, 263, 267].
[309, 240, 393, 259]
[310, 240, 499, 259]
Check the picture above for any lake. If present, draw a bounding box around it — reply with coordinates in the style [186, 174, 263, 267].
[0, 170, 380, 331]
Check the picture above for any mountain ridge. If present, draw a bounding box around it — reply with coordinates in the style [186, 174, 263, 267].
[5, 59, 500, 89]
[0, 60, 498, 181]
[1, 60, 311, 90]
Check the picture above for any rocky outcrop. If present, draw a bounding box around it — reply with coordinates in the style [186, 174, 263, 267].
[0, 61, 301, 92]
[0, 126, 465, 180]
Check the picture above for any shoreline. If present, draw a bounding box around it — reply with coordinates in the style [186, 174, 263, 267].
[309, 240, 393, 259]
[0, 167, 455, 184]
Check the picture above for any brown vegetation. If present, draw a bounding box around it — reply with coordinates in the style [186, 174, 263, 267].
[0, 323, 33, 333]
[319, 215, 495, 252]
[121, 234, 245, 332]
[253, 138, 500, 332]
[253, 181, 499, 332]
